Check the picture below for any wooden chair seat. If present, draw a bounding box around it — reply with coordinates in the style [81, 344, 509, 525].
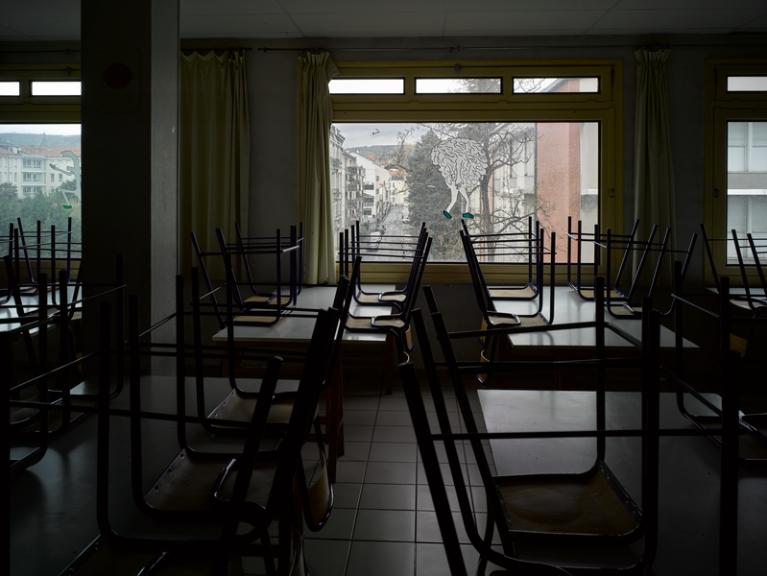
[145, 449, 274, 513]
[355, 292, 381, 304]
[578, 288, 624, 300]
[209, 391, 294, 425]
[517, 314, 549, 327]
[379, 292, 407, 304]
[233, 314, 279, 325]
[497, 464, 638, 538]
[370, 315, 406, 329]
[487, 313, 521, 327]
[489, 286, 536, 299]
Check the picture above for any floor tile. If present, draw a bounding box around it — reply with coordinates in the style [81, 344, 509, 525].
[360, 483, 416, 510]
[353, 509, 416, 541]
[376, 410, 414, 427]
[305, 508, 357, 541]
[415, 543, 494, 576]
[378, 394, 409, 412]
[346, 541, 415, 576]
[345, 425, 374, 443]
[343, 396, 380, 411]
[373, 425, 416, 443]
[416, 484, 461, 512]
[304, 539, 351, 576]
[338, 441, 371, 461]
[416, 511, 468, 544]
[335, 461, 367, 484]
[343, 409, 378, 426]
[333, 483, 362, 509]
[369, 442, 417, 463]
[365, 461, 417, 485]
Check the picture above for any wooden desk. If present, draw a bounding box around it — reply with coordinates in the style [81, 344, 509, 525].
[211, 285, 396, 481]
[477, 389, 767, 576]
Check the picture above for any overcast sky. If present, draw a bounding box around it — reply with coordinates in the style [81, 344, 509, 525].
[334, 123, 427, 149]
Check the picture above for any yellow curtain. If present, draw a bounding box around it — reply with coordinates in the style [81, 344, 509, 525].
[298, 52, 337, 285]
[180, 50, 250, 278]
[633, 48, 675, 283]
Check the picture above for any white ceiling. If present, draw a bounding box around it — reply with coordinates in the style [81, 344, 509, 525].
[1, 0, 765, 41]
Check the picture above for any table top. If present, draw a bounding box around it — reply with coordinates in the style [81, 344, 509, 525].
[492, 286, 696, 348]
[212, 284, 396, 344]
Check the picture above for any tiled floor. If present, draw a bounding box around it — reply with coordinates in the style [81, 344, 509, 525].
[299, 385, 494, 576]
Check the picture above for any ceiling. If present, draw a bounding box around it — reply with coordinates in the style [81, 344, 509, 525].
[1, 0, 766, 41]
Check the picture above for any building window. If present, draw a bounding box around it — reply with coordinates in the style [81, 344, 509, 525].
[330, 60, 620, 272]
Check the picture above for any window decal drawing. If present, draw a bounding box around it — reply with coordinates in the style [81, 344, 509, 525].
[430, 137, 486, 220]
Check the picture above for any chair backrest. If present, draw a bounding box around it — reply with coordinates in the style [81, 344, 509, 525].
[402, 310, 573, 576]
[266, 307, 341, 513]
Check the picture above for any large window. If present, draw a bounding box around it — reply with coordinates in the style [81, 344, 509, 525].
[706, 62, 767, 272]
[0, 124, 82, 246]
[0, 66, 81, 254]
[330, 61, 621, 277]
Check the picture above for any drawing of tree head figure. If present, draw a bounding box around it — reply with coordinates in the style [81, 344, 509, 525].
[430, 137, 487, 220]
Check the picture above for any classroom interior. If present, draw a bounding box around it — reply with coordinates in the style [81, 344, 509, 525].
[2, 1, 767, 575]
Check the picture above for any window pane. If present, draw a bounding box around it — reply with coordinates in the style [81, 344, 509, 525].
[0, 124, 82, 254]
[330, 121, 598, 263]
[416, 78, 501, 94]
[0, 82, 20, 96]
[31, 81, 81, 96]
[727, 120, 767, 264]
[513, 77, 599, 94]
[329, 79, 404, 94]
[727, 76, 767, 92]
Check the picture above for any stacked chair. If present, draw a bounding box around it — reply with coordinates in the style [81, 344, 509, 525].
[400, 283, 662, 575]
[61, 271, 343, 575]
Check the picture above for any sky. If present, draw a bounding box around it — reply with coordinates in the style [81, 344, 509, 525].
[333, 123, 427, 149]
[0, 124, 81, 136]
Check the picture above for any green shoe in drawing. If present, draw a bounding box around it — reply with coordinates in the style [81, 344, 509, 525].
[442, 210, 452, 220]
[462, 212, 474, 219]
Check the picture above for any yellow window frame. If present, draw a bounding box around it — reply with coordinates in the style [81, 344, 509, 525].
[330, 59, 623, 284]
[704, 60, 767, 285]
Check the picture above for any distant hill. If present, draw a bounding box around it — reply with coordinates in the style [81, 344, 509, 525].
[348, 144, 414, 169]
[0, 132, 80, 148]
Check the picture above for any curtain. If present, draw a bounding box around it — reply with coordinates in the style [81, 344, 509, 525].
[633, 48, 675, 283]
[298, 51, 337, 285]
[180, 50, 250, 278]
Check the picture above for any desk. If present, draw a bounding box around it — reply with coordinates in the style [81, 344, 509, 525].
[492, 286, 696, 349]
[211, 284, 397, 481]
[478, 389, 767, 576]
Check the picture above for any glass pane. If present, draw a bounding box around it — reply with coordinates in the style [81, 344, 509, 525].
[727, 121, 767, 264]
[328, 79, 404, 95]
[513, 77, 599, 94]
[330, 121, 599, 263]
[416, 78, 501, 94]
[0, 82, 20, 96]
[727, 76, 767, 92]
[31, 81, 81, 96]
[0, 124, 82, 254]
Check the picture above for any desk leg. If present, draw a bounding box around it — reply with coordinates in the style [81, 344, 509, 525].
[325, 352, 344, 483]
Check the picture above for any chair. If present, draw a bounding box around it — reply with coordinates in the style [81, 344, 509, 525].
[192, 266, 352, 481]
[88, 284, 341, 575]
[461, 216, 541, 300]
[413, 286, 661, 574]
[346, 220, 428, 310]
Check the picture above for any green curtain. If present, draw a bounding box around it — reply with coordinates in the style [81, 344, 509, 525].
[298, 52, 337, 285]
[633, 48, 675, 282]
[180, 50, 250, 278]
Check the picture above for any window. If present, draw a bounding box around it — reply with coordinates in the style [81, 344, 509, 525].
[330, 60, 621, 277]
[30, 81, 81, 96]
[0, 124, 82, 246]
[706, 62, 767, 272]
[0, 81, 20, 97]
